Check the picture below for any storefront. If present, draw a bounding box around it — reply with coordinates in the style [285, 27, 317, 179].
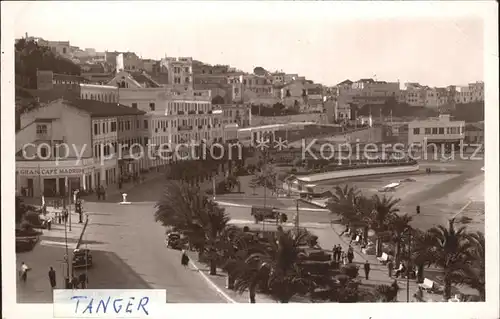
[16, 166, 95, 198]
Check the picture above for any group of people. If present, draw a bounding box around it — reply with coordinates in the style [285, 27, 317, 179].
[19, 262, 89, 290]
[332, 244, 355, 265]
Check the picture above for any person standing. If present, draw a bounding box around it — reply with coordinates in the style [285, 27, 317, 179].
[79, 272, 88, 289]
[364, 260, 371, 280]
[337, 246, 343, 262]
[387, 259, 394, 278]
[391, 279, 399, 302]
[20, 262, 30, 282]
[332, 245, 338, 261]
[47, 216, 52, 230]
[181, 250, 190, 268]
[48, 267, 56, 289]
[347, 246, 354, 263]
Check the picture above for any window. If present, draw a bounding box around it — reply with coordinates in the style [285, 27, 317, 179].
[111, 122, 117, 132]
[425, 128, 431, 135]
[185, 77, 190, 83]
[144, 120, 148, 129]
[102, 122, 106, 134]
[184, 67, 189, 73]
[36, 124, 48, 135]
[438, 127, 444, 134]
[149, 102, 155, 111]
[136, 120, 140, 129]
[413, 128, 420, 135]
[40, 147, 48, 158]
[94, 123, 99, 135]
[132, 103, 138, 109]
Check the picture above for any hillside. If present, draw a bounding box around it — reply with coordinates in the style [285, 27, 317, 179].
[15, 39, 81, 89]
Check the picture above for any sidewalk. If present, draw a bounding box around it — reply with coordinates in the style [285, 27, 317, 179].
[185, 250, 276, 303]
[16, 211, 88, 303]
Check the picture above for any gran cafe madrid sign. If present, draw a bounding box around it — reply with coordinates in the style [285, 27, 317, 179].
[16, 167, 92, 176]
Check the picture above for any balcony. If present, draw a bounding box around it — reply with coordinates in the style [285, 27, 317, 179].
[188, 111, 196, 115]
[198, 111, 204, 114]
[178, 111, 185, 115]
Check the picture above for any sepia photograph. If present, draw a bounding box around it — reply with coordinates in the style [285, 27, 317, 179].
[2, 1, 499, 318]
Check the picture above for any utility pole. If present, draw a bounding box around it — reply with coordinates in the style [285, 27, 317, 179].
[64, 215, 71, 288]
[68, 180, 72, 231]
[405, 227, 412, 303]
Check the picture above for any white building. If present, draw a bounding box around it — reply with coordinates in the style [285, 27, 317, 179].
[15, 97, 146, 198]
[407, 114, 465, 148]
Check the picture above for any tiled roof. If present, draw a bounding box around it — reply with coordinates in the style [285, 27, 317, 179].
[53, 73, 86, 82]
[25, 88, 80, 103]
[130, 72, 160, 88]
[65, 99, 146, 117]
[337, 79, 353, 86]
[22, 89, 145, 117]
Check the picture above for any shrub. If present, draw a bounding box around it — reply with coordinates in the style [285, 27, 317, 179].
[341, 263, 359, 279]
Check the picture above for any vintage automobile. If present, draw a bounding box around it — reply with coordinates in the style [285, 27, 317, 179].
[251, 206, 287, 224]
[165, 232, 187, 250]
[72, 249, 93, 269]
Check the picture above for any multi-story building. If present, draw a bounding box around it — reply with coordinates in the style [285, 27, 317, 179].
[407, 114, 465, 149]
[36, 70, 87, 91]
[159, 57, 193, 91]
[105, 51, 144, 72]
[15, 94, 145, 197]
[351, 79, 400, 98]
[455, 81, 484, 104]
[403, 83, 427, 106]
[215, 104, 252, 128]
[192, 62, 234, 103]
[464, 122, 484, 145]
[229, 74, 277, 105]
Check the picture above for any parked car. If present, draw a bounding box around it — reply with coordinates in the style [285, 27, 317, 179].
[165, 232, 188, 250]
[251, 206, 286, 224]
[72, 249, 93, 269]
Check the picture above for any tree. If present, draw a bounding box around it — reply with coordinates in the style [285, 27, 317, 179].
[370, 195, 401, 256]
[327, 184, 360, 223]
[15, 39, 81, 89]
[154, 181, 230, 275]
[389, 214, 413, 266]
[414, 219, 472, 300]
[233, 230, 312, 303]
[463, 231, 485, 300]
[374, 284, 396, 302]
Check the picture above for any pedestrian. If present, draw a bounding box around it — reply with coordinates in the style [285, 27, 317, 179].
[47, 216, 52, 230]
[387, 259, 394, 278]
[390, 279, 399, 302]
[332, 244, 337, 261]
[96, 187, 101, 200]
[48, 267, 56, 289]
[364, 260, 371, 280]
[79, 272, 88, 289]
[118, 178, 123, 190]
[347, 246, 354, 264]
[57, 212, 62, 224]
[340, 224, 349, 237]
[181, 250, 190, 268]
[63, 209, 68, 224]
[19, 262, 30, 282]
[349, 232, 357, 245]
[71, 276, 79, 289]
[337, 246, 343, 262]
[100, 186, 106, 200]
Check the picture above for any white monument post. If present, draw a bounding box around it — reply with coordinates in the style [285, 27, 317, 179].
[119, 193, 131, 205]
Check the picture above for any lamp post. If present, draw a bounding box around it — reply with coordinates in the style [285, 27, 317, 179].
[403, 226, 413, 303]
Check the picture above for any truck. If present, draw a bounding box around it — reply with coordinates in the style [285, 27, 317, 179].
[251, 206, 287, 224]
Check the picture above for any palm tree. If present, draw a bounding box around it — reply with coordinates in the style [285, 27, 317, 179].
[327, 184, 359, 224]
[415, 219, 472, 300]
[154, 181, 230, 275]
[233, 230, 312, 303]
[389, 214, 413, 266]
[374, 284, 395, 302]
[370, 195, 401, 256]
[464, 231, 485, 300]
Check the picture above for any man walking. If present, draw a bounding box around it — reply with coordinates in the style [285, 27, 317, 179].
[332, 245, 338, 261]
[48, 267, 57, 289]
[364, 260, 371, 280]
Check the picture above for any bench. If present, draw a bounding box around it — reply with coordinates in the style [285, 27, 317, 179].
[377, 252, 389, 264]
[419, 278, 435, 292]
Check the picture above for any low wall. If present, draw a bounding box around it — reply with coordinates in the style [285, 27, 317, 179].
[297, 164, 420, 183]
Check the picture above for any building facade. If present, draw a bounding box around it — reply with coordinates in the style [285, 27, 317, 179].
[407, 114, 465, 148]
[15, 98, 145, 197]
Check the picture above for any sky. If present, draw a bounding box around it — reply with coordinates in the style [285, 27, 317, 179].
[6, 1, 486, 87]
